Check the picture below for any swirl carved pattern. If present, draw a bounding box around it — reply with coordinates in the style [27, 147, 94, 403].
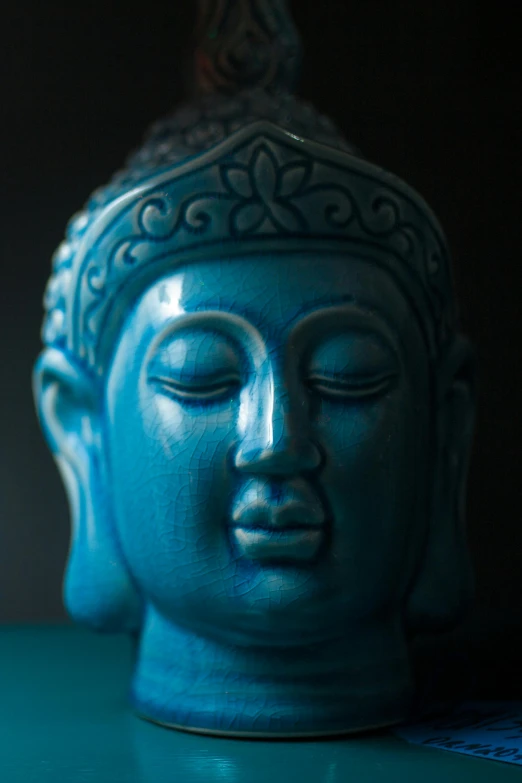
[71, 131, 452, 370]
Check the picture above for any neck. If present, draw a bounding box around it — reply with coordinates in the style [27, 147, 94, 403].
[129, 605, 415, 737]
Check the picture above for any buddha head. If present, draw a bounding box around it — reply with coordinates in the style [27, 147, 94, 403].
[33, 0, 476, 736]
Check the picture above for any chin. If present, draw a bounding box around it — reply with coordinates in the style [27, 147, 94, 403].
[178, 569, 345, 648]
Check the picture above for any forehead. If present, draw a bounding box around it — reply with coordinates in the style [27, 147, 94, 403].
[130, 253, 417, 342]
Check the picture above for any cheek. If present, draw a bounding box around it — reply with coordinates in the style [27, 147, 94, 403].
[316, 389, 426, 575]
[316, 392, 407, 467]
[107, 385, 238, 574]
[144, 395, 238, 517]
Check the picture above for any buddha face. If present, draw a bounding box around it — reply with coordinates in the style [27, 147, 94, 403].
[104, 252, 433, 646]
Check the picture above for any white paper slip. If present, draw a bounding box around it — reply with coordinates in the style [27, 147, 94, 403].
[394, 702, 522, 766]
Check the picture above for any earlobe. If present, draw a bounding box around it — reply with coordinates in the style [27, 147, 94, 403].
[406, 335, 477, 633]
[33, 348, 143, 632]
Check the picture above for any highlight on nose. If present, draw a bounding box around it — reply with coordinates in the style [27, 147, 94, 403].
[235, 374, 322, 475]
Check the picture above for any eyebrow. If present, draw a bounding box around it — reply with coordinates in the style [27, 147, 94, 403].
[143, 310, 268, 368]
[288, 304, 401, 357]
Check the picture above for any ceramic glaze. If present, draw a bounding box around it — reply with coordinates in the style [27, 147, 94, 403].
[33, 0, 477, 736]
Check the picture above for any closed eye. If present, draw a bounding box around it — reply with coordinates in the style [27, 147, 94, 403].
[307, 372, 397, 400]
[149, 374, 241, 402]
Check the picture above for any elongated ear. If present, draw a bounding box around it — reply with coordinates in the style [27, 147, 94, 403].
[33, 348, 143, 632]
[406, 335, 477, 633]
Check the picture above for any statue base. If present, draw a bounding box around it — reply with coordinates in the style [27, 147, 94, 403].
[129, 606, 415, 737]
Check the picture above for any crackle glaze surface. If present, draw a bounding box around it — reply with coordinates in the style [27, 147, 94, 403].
[32, 0, 477, 737]
[109, 253, 425, 733]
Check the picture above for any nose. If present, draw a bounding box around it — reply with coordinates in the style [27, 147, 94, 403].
[234, 382, 322, 476]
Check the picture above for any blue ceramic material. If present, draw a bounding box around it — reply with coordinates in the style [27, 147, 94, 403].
[32, 0, 477, 737]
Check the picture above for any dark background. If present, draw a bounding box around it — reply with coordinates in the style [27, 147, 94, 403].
[1, 0, 521, 690]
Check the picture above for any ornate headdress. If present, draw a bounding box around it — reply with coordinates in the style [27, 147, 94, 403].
[42, 0, 457, 375]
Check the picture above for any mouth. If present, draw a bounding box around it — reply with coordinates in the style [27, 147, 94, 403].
[230, 525, 325, 563]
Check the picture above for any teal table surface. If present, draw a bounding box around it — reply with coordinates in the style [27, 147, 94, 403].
[0, 626, 519, 782]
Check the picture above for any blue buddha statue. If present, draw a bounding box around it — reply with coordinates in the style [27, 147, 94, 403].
[33, 0, 476, 736]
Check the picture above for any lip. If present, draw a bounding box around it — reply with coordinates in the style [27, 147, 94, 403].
[230, 525, 325, 562]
